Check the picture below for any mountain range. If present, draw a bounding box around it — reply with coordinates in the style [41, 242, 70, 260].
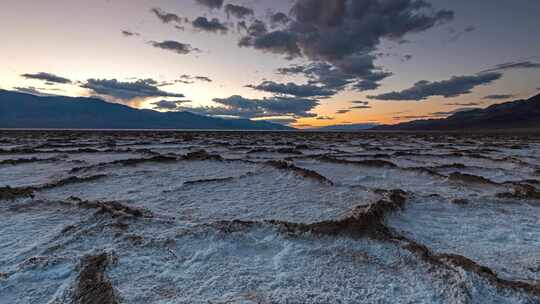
[375, 93, 540, 131]
[0, 90, 291, 130]
[2, 90, 539, 131]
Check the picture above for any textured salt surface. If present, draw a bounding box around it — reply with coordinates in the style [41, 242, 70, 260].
[386, 195, 540, 282]
[1, 131, 539, 303]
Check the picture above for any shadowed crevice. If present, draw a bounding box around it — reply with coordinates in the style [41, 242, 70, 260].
[0, 186, 35, 200]
[448, 172, 499, 185]
[72, 253, 118, 304]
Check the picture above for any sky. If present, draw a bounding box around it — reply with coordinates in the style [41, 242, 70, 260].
[1, 0, 540, 128]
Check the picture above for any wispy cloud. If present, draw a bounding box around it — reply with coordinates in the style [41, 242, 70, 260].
[481, 61, 540, 73]
[121, 30, 140, 37]
[150, 40, 200, 55]
[21, 72, 72, 84]
[151, 8, 184, 24]
[482, 94, 515, 100]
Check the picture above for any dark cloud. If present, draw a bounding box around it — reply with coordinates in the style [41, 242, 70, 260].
[444, 102, 482, 106]
[177, 106, 255, 118]
[121, 30, 140, 37]
[336, 109, 351, 114]
[150, 40, 200, 55]
[301, 63, 354, 90]
[151, 99, 190, 111]
[270, 12, 290, 26]
[350, 105, 371, 109]
[239, 0, 453, 91]
[195, 76, 212, 82]
[82, 79, 185, 101]
[14, 86, 42, 95]
[481, 61, 540, 73]
[237, 21, 248, 32]
[352, 70, 392, 91]
[247, 81, 335, 97]
[368, 72, 502, 101]
[245, 19, 267, 36]
[154, 80, 184, 87]
[240, 30, 301, 59]
[294, 123, 313, 128]
[178, 95, 318, 119]
[195, 0, 224, 9]
[176, 80, 193, 84]
[278, 56, 391, 94]
[215, 95, 318, 117]
[175, 75, 194, 84]
[351, 101, 369, 105]
[21, 72, 72, 84]
[277, 59, 390, 95]
[402, 54, 413, 62]
[260, 117, 298, 125]
[483, 94, 515, 100]
[151, 8, 183, 24]
[192, 17, 228, 33]
[393, 115, 432, 121]
[277, 65, 305, 75]
[225, 4, 254, 19]
[316, 116, 333, 120]
[175, 75, 212, 84]
[13, 86, 58, 96]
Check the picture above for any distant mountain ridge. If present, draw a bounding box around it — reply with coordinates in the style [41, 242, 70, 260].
[0, 90, 292, 130]
[376, 93, 540, 131]
[310, 123, 379, 131]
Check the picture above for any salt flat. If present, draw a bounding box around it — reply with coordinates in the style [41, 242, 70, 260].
[1, 131, 539, 303]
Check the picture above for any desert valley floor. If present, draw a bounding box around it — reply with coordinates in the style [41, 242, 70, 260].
[1, 130, 540, 304]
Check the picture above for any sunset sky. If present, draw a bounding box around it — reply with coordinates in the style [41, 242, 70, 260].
[1, 0, 539, 127]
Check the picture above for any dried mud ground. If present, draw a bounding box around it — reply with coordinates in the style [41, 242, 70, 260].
[1, 130, 540, 304]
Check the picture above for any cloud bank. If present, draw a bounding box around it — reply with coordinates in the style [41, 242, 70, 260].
[82, 79, 185, 101]
[369, 72, 502, 101]
[178, 95, 318, 119]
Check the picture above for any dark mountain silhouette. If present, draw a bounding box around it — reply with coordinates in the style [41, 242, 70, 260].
[310, 124, 379, 131]
[0, 90, 292, 130]
[375, 93, 540, 131]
